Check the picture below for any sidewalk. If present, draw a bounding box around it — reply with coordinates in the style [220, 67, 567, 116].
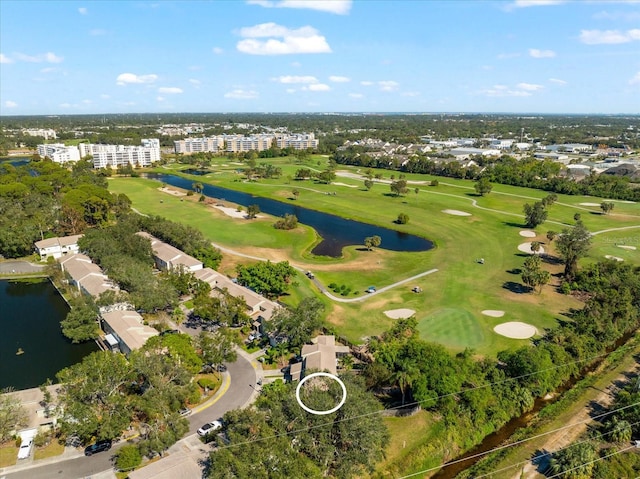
[0, 444, 86, 476]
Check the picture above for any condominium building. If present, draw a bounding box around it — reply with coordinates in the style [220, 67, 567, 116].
[79, 139, 161, 168]
[36, 143, 81, 164]
[24, 128, 57, 139]
[275, 133, 318, 150]
[174, 133, 318, 154]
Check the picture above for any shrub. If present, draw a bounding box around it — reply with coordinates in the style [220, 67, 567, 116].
[397, 213, 409, 224]
[116, 444, 142, 471]
[186, 190, 194, 196]
[430, 179, 439, 186]
[198, 378, 216, 390]
[328, 282, 337, 289]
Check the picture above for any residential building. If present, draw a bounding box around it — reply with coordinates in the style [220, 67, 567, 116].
[275, 133, 319, 150]
[174, 133, 318, 154]
[58, 253, 118, 297]
[24, 128, 57, 140]
[36, 144, 81, 164]
[79, 139, 161, 169]
[101, 310, 159, 355]
[173, 137, 224, 154]
[490, 139, 515, 150]
[289, 335, 351, 381]
[449, 147, 501, 159]
[137, 232, 203, 272]
[34, 234, 83, 260]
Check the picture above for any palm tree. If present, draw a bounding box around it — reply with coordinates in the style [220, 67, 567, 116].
[393, 359, 419, 406]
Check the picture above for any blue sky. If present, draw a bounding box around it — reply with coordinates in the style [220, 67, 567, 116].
[1, 0, 639, 115]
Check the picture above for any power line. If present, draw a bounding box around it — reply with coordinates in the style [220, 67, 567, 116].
[395, 401, 640, 479]
[474, 420, 640, 478]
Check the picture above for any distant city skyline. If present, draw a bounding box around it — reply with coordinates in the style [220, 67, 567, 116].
[1, 0, 639, 116]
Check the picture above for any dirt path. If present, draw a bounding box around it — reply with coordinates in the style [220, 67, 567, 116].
[512, 361, 640, 479]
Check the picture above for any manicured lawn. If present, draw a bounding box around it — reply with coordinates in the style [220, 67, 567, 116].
[0, 443, 17, 467]
[34, 440, 65, 460]
[109, 161, 639, 356]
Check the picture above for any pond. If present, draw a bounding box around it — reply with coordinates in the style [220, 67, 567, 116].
[146, 173, 434, 257]
[0, 280, 98, 390]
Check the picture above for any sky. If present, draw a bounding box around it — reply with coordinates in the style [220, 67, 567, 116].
[1, 0, 639, 115]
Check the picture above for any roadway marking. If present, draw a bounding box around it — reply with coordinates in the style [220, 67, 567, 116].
[191, 372, 231, 414]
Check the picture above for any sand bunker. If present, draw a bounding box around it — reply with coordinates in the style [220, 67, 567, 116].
[519, 230, 536, 238]
[579, 202, 600, 207]
[384, 308, 416, 319]
[518, 242, 545, 254]
[482, 310, 505, 318]
[442, 209, 471, 216]
[494, 322, 538, 339]
[213, 205, 253, 219]
[605, 255, 624, 262]
[333, 182, 357, 188]
[159, 187, 186, 197]
[618, 245, 637, 250]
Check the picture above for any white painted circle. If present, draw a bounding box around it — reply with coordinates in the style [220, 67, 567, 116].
[295, 372, 347, 415]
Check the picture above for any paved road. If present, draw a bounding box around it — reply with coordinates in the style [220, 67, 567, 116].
[4, 351, 258, 479]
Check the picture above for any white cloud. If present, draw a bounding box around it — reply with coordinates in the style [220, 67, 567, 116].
[189, 79, 201, 86]
[517, 82, 544, 91]
[40, 67, 57, 73]
[349, 93, 364, 99]
[549, 78, 567, 85]
[246, 0, 351, 15]
[306, 83, 330, 91]
[82, 99, 92, 104]
[4, 100, 18, 108]
[480, 83, 543, 97]
[379, 80, 399, 91]
[529, 48, 556, 58]
[212, 47, 224, 55]
[60, 103, 72, 108]
[507, 0, 565, 8]
[224, 89, 259, 99]
[158, 87, 183, 94]
[291, 61, 302, 67]
[100, 94, 110, 99]
[116, 73, 158, 85]
[13, 52, 63, 63]
[360, 81, 374, 86]
[286, 88, 296, 94]
[402, 91, 421, 97]
[630, 72, 640, 85]
[78, 7, 88, 14]
[593, 10, 640, 22]
[579, 29, 640, 44]
[0, 53, 13, 64]
[329, 75, 350, 83]
[273, 75, 318, 84]
[157, 96, 165, 102]
[90, 29, 107, 36]
[237, 23, 331, 55]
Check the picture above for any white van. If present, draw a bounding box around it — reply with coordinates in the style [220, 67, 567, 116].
[18, 438, 33, 459]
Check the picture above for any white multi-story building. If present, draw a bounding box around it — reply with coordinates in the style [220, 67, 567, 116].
[225, 134, 273, 152]
[490, 139, 515, 149]
[24, 128, 57, 139]
[174, 137, 224, 154]
[275, 133, 319, 150]
[79, 139, 161, 168]
[36, 144, 81, 164]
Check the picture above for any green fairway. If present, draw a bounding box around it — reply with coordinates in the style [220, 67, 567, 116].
[109, 159, 640, 355]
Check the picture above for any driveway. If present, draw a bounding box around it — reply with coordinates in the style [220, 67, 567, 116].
[0, 260, 45, 274]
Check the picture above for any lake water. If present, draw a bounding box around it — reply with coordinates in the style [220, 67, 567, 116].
[0, 280, 98, 390]
[147, 173, 434, 257]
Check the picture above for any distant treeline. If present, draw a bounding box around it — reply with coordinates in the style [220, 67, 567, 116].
[333, 148, 640, 201]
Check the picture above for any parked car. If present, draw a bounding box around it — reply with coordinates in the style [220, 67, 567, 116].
[197, 420, 222, 436]
[179, 407, 192, 417]
[366, 286, 377, 293]
[17, 438, 33, 460]
[84, 439, 112, 456]
[216, 364, 228, 372]
[305, 271, 315, 279]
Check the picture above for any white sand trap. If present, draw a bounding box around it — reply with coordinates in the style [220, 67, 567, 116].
[618, 245, 637, 250]
[494, 322, 538, 339]
[333, 182, 358, 188]
[579, 202, 601, 207]
[158, 187, 186, 197]
[384, 308, 416, 319]
[442, 209, 471, 216]
[605, 255, 624, 262]
[482, 310, 505, 318]
[518, 242, 545, 254]
[519, 230, 536, 238]
[212, 205, 258, 219]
